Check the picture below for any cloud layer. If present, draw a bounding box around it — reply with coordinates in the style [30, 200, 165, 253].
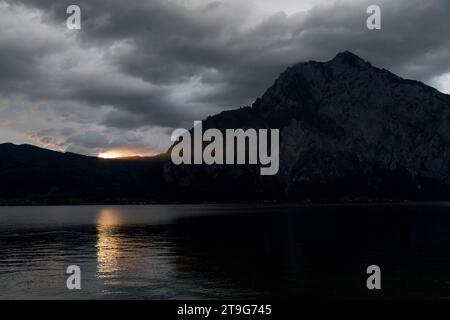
[0, 0, 449, 156]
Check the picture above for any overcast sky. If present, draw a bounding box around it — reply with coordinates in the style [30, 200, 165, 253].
[0, 0, 449, 157]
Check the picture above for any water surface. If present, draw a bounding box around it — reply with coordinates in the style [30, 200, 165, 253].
[1, 204, 450, 299]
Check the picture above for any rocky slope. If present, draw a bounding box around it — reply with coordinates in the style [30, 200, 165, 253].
[164, 51, 450, 201]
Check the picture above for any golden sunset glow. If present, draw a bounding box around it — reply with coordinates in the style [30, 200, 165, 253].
[98, 149, 156, 159]
[98, 151, 121, 159]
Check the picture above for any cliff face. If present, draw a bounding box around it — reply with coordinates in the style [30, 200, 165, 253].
[164, 51, 450, 201]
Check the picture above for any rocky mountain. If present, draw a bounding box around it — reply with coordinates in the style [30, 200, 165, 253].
[2, 51, 450, 204]
[163, 51, 450, 201]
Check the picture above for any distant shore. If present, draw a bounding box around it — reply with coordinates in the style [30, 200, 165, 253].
[0, 197, 424, 207]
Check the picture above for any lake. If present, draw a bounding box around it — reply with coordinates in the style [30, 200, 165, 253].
[1, 203, 450, 299]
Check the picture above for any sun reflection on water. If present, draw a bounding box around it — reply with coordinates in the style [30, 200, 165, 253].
[96, 208, 122, 279]
[94, 206, 177, 293]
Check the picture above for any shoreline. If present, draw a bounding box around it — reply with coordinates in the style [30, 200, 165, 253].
[1, 198, 447, 207]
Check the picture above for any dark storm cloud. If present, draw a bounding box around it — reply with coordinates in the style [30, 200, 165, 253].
[30, 2, 450, 93]
[6, 0, 450, 109]
[68, 130, 110, 149]
[1, 0, 450, 154]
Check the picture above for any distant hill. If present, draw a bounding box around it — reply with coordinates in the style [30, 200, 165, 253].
[0, 143, 168, 205]
[2, 51, 450, 204]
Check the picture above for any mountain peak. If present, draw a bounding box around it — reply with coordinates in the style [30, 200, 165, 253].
[329, 51, 368, 67]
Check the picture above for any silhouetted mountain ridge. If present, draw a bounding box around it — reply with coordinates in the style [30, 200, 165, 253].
[163, 51, 450, 201]
[2, 51, 450, 204]
[0, 142, 168, 204]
